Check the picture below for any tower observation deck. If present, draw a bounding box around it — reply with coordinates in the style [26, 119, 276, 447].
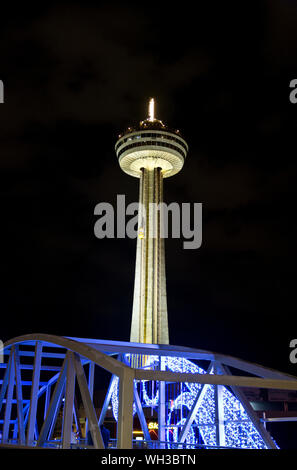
[115, 99, 188, 344]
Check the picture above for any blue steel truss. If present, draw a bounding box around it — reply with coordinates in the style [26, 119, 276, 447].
[1, 334, 297, 449]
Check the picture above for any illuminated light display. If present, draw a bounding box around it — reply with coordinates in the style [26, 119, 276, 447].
[110, 354, 273, 449]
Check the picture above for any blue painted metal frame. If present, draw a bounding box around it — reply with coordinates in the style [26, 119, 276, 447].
[0, 334, 296, 449]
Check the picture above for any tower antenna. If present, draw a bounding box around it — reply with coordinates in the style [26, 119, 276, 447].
[148, 97, 155, 121]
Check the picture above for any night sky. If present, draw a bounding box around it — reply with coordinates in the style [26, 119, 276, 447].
[1, 0, 297, 380]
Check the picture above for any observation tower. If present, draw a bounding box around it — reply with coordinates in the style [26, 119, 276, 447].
[115, 98, 188, 344]
[0, 99, 296, 450]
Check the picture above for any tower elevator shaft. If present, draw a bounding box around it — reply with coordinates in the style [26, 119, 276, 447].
[130, 167, 169, 344]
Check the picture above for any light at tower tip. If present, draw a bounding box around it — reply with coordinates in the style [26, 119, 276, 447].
[115, 99, 188, 179]
[148, 97, 155, 121]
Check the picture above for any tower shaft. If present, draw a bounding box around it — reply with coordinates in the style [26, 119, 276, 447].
[130, 167, 169, 344]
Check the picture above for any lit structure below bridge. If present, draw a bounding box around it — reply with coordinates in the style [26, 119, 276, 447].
[1, 334, 297, 449]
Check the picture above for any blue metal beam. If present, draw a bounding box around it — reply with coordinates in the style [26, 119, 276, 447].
[85, 361, 95, 437]
[62, 352, 76, 449]
[0, 350, 13, 414]
[27, 341, 42, 445]
[3, 348, 15, 443]
[73, 352, 104, 449]
[37, 356, 68, 446]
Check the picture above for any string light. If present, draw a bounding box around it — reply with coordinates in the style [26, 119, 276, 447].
[110, 354, 272, 449]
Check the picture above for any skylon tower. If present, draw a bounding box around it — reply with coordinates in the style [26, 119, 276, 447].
[0, 98, 292, 450]
[115, 99, 188, 344]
